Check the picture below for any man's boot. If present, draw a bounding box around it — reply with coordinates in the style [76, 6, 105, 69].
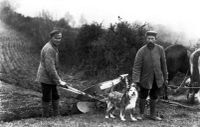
[149, 99, 162, 121]
[42, 101, 50, 117]
[52, 100, 60, 116]
[137, 99, 146, 120]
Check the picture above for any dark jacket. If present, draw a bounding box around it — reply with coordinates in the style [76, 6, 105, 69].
[36, 42, 61, 85]
[132, 43, 168, 89]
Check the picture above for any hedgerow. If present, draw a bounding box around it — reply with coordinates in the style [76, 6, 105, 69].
[0, 1, 172, 79]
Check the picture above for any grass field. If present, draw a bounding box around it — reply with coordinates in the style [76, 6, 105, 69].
[0, 102, 200, 127]
[0, 21, 200, 127]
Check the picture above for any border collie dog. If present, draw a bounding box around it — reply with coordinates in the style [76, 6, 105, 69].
[105, 83, 138, 121]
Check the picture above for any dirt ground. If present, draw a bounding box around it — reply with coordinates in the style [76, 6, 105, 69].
[0, 80, 200, 127]
[0, 102, 200, 127]
[0, 80, 83, 122]
[0, 81, 42, 121]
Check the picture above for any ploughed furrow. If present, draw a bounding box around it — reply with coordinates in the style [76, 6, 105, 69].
[7, 41, 21, 68]
[16, 41, 38, 64]
[6, 39, 37, 82]
[0, 41, 6, 73]
[0, 22, 39, 88]
[7, 41, 24, 69]
[6, 42, 27, 79]
[2, 43, 15, 73]
[12, 38, 38, 65]
[3, 44, 22, 84]
[1, 44, 10, 74]
[12, 42, 38, 80]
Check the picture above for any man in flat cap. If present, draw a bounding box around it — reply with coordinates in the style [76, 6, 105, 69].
[132, 31, 168, 121]
[36, 30, 68, 117]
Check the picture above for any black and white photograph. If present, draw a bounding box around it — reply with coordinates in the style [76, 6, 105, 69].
[0, 0, 200, 126]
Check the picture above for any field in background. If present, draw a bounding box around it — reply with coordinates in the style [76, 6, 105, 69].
[0, 21, 200, 127]
[0, 21, 39, 90]
[0, 21, 93, 92]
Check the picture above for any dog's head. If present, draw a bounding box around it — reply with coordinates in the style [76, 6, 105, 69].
[112, 74, 129, 92]
[126, 82, 138, 98]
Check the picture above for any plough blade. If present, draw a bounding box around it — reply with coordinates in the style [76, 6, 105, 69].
[76, 101, 96, 113]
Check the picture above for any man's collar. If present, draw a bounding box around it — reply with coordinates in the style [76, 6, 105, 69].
[49, 41, 58, 52]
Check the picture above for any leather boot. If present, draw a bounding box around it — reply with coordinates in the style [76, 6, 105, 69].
[42, 101, 50, 117]
[137, 99, 146, 120]
[52, 100, 60, 116]
[149, 99, 162, 121]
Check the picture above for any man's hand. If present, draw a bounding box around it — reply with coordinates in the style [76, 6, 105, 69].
[164, 80, 168, 86]
[131, 82, 140, 91]
[59, 80, 66, 85]
[131, 82, 137, 87]
[59, 80, 68, 87]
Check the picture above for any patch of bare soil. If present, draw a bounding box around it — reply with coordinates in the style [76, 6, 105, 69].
[0, 100, 200, 127]
[0, 79, 91, 122]
[0, 81, 42, 121]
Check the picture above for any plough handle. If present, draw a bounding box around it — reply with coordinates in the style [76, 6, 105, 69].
[59, 84, 105, 102]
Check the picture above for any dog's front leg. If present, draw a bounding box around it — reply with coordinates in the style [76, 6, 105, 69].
[109, 107, 116, 118]
[105, 102, 112, 119]
[130, 108, 137, 121]
[120, 108, 126, 121]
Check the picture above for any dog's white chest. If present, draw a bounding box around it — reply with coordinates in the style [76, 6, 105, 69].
[125, 97, 137, 110]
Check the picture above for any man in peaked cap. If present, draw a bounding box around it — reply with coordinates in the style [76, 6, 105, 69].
[36, 29, 69, 117]
[132, 30, 168, 121]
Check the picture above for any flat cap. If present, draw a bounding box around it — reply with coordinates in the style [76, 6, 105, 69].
[49, 30, 61, 38]
[145, 31, 157, 37]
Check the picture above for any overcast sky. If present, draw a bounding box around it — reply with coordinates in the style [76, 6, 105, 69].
[2, 0, 200, 45]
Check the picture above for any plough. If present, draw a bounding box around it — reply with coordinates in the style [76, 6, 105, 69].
[59, 74, 129, 113]
[59, 73, 200, 113]
[60, 85, 105, 103]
